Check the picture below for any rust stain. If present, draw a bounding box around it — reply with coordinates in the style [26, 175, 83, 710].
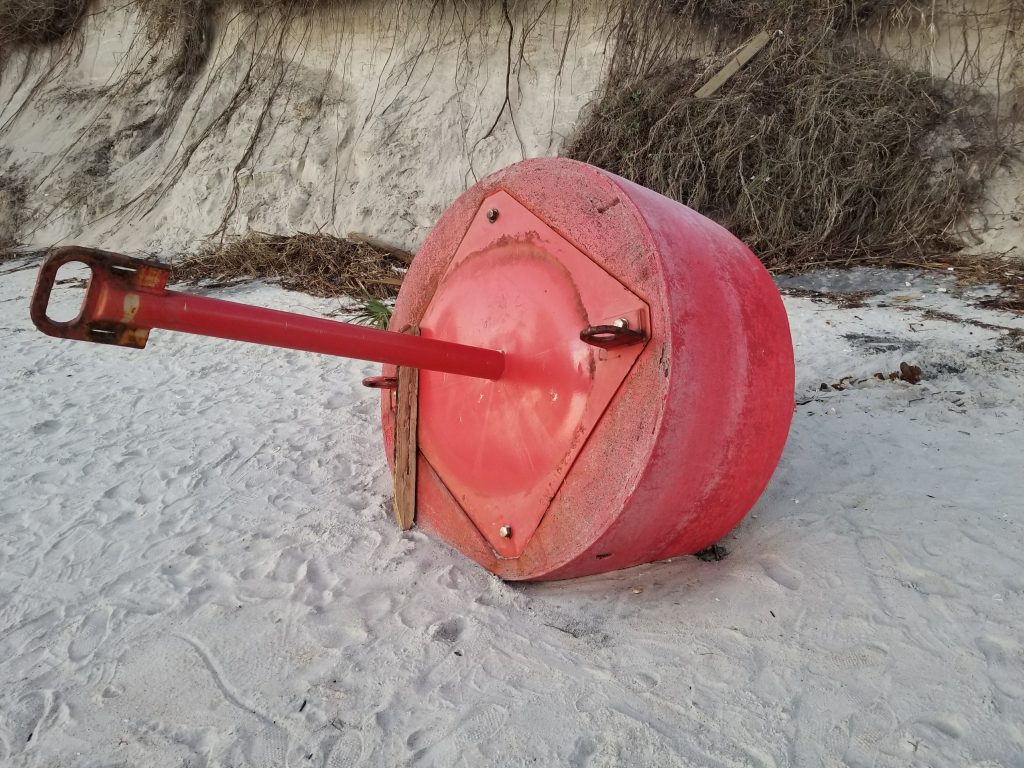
[137, 266, 169, 291]
[122, 293, 141, 323]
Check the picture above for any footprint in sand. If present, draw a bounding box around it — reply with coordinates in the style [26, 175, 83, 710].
[856, 535, 959, 598]
[977, 633, 1024, 699]
[31, 419, 60, 435]
[629, 671, 659, 691]
[914, 713, 965, 740]
[4, 691, 52, 754]
[271, 548, 308, 584]
[808, 642, 889, 677]
[429, 617, 465, 643]
[760, 556, 802, 590]
[68, 607, 111, 663]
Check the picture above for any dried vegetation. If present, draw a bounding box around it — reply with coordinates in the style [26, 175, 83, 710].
[172, 230, 410, 299]
[0, 0, 87, 59]
[567, 0, 1023, 275]
[0, 171, 27, 256]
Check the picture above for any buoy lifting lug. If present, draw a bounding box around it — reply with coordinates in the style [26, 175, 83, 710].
[362, 376, 398, 390]
[579, 324, 647, 349]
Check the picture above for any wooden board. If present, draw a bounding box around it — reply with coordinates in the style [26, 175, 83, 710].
[347, 231, 415, 264]
[695, 30, 779, 99]
[393, 326, 420, 530]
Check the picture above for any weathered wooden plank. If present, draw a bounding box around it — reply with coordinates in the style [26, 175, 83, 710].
[366, 276, 405, 287]
[393, 326, 420, 530]
[347, 231, 415, 264]
[695, 30, 780, 99]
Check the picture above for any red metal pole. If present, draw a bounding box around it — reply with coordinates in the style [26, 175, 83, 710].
[30, 247, 505, 381]
[126, 291, 505, 379]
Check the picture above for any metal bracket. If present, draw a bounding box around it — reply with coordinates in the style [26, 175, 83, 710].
[30, 247, 170, 349]
[580, 323, 647, 349]
[362, 376, 398, 390]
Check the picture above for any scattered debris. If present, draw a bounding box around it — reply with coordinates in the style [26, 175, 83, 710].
[173, 231, 409, 300]
[780, 287, 878, 309]
[842, 333, 920, 354]
[977, 296, 1024, 314]
[347, 232, 413, 265]
[894, 362, 922, 385]
[694, 544, 729, 562]
[888, 305, 1024, 350]
[821, 361, 923, 392]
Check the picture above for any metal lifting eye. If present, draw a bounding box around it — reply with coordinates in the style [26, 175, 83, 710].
[361, 376, 398, 390]
[579, 324, 647, 349]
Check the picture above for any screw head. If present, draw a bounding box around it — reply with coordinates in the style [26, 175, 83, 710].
[486, 208, 499, 223]
[613, 318, 629, 329]
[499, 525, 512, 538]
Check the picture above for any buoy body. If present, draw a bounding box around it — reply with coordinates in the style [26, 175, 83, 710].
[382, 158, 794, 581]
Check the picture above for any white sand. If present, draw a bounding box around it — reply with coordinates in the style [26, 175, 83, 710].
[1, 258, 1022, 766]
[2, 1, 1024, 764]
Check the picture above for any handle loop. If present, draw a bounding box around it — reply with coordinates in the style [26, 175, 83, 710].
[30, 247, 170, 348]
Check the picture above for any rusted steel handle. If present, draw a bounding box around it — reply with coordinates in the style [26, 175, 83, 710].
[30, 246, 171, 349]
[29, 247, 506, 380]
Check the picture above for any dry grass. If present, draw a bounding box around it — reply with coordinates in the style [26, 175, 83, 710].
[0, 0, 87, 57]
[132, 0, 346, 82]
[914, 250, 1024, 312]
[0, 0, 335, 80]
[566, 0, 1016, 275]
[133, 0, 214, 85]
[666, 0, 888, 39]
[569, 42, 1003, 272]
[0, 172, 27, 256]
[172, 230, 410, 299]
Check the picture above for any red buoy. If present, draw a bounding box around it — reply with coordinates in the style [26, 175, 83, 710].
[381, 158, 794, 580]
[28, 158, 793, 582]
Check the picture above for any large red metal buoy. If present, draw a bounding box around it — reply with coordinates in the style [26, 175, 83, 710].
[380, 158, 794, 580]
[29, 158, 793, 582]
